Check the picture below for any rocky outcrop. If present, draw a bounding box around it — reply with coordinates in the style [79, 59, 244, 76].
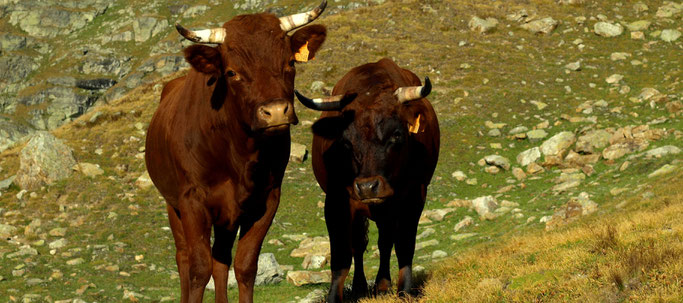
[0, 118, 32, 153]
[15, 132, 76, 190]
[8, 0, 111, 38]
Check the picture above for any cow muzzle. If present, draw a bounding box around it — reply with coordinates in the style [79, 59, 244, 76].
[352, 176, 394, 204]
[253, 99, 299, 133]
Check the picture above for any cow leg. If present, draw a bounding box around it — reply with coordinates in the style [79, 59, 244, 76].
[394, 189, 425, 296]
[233, 188, 281, 303]
[212, 225, 238, 303]
[167, 205, 191, 303]
[351, 215, 369, 298]
[374, 217, 393, 294]
[178, 193, 213, 303]
[326, 195, 352, 303]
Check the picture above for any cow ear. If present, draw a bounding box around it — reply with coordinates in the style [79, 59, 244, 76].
[312, 111, 354, 139]
[184, 45, 223, 75]
[400, 103, 427, 135]
[291, 25, 327, 63]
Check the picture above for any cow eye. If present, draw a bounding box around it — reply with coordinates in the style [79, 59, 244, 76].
[389, 131, 403, 144]
[226, 70, 236, 77]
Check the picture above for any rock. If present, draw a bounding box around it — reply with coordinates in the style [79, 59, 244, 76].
[517, 147, 541, 166]
[660, 29, 681, 42]
[526, 162, 545, 175]
[0, 118, 32, 153]
[73, 163, 104, 177]
[552, 180, 581, 192]
[454, 216, 474, 232]
[133, 17, 169, 42]
[648, 164, 676, 178]
[15, 132, 76, 190]
[605, 74, 624, 84]
[471, 196, 498, 218]
[422, 208, 455, 222]
[469, 16, 499, 33]
[290, 142, 308, 163]
[291, 237, 330, 259]
[625, 20, 651, 31]
[487, 128, 501, 137]
[656, 2, 682, 18]
[545, 192, 597, 230]
[450, 233, 477, 241]
[415, 239, 439, 250]
[183, 5, 210, 18]
[530, 100, 548, 110]
[527, 129, 548, 141]
[49, 238, 68, 249]
[49, 227, 67, 237]
[0, 175, 15, 191]
[483, 155, 511, 170]
[610, 52, 631, 61]
[135, 171, 154, 190]
[432, 250, 448, 258]
[509, 126, 529, 135]
[452, 171, 467, 181]
[666, 101, 682, 113]
[466, 178, 478, 185]
[297, 289, 326, 303]
[631, 31, 645, 40]
[638, 146, 681, 158]
[564, 151, 600, 167]
[6, 245, 38, 258]
[575, 129, 611, 154]
[310, 81, 325, 93]
[520, 17, 559, 34]
[302, 255, 327, 270]
[286, 271, 331, 286]
[255, 253, 285, 285]
[512, 167, 527, 180]
[594, 22, 623, 37]
[565, 61, 581, 71]
[485, 166, 500, 174]
[603, 142, 647, 160]
[554, 172, 585, 184]
[0, 224, 17, 239]
[416, 228, 435, 240]
[447, 199, 472, 208]
[540, 132, 576, 156]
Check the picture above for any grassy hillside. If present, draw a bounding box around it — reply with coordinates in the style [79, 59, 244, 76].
[0, 0, 681, 302]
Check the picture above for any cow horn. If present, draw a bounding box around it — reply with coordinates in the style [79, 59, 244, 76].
[395, 76, 432, 103]
[294, 90, 357, 111]
[279, 0, 327, 32]
[175, 23, 226, 44]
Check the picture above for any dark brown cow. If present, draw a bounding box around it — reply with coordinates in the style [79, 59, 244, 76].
[296, 58, 440, 302]
[144, 2, 341, 302]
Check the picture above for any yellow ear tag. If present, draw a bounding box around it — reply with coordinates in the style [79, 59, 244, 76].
[409, 114, 422, 134]
[295, 42, 310, 62]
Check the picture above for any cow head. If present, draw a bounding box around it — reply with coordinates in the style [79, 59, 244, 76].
[177, 1, 334, 135]
[300, 77, 431, 204]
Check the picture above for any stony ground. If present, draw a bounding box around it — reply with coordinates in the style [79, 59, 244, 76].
[0, 0, 681, 302]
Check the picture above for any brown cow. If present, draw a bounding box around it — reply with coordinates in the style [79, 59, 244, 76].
[144, 2, 345, 302]
[296, 58, 440, 302]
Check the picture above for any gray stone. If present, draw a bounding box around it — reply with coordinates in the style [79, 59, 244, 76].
[135, 171, 154, 190]
[471, 196, 498, 217]
[638, 146, 681, 158]
[540, 131, 576, 156]
[15, 132, 76, 190]
[0, 55, 39, 91]
[517, 147, 541, 166]
[302, 255, 327, 270]
[310, 81, 325, 93]
[73, 163, 104, 177]
[520, 17, 559, 34]
[552, 180, 581, 192]
[625, 20, 651, 31]
[415, 239, 439, 250]
[469, 16, 499, 33]
[487, 128, 501, 137]
[606, 74, 624, 84]
[484, 155, 511, 170]
[286, 271, 331, 286]
[183, 5, 210, 18]
[661, 29, 681, 42]
[290, 142, 308, 163]
[297, 289, 326, 303]
[575, 129, 611, 154]
[134, 17, 169, 42]
[255, 253, 285, 285]
[6, 245, 37, 258]
[0, 223, 17, 239]
[648, 164, 676, 178]
[527, 129, 548, 141]
[454, 216, 474, 232]
[509, 126, 529, 135]
[9, 4, 109, 38]
[79, 53, 133, 76]
[422, 208, 455, 222]
[656, 2, 682, 18]
[49, 238, 68, 249]
[565, 61, 581, 71]
[603, 143, 641, 160]
[594, 22, 623, 37]
[291, 236, 330, 259]
[0, 175, 15, 191]
[450, 233, 477, 241]
[432, 250, 448, 258]
[452, 171, 467, 181]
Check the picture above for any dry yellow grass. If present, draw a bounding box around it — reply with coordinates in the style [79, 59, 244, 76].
[364, 170, 683, 303]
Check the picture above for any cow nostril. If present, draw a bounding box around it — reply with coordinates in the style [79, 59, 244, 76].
[369, 180, 379, 191]
[262, 108, 271, 117]
[284, 104, 290, 114]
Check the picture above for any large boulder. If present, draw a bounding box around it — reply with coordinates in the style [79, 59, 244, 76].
[540, 131, 576, 156]
[517, 147, 541, 166]
[15, 132, 76, 190]
[575, 129, 611, 154]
